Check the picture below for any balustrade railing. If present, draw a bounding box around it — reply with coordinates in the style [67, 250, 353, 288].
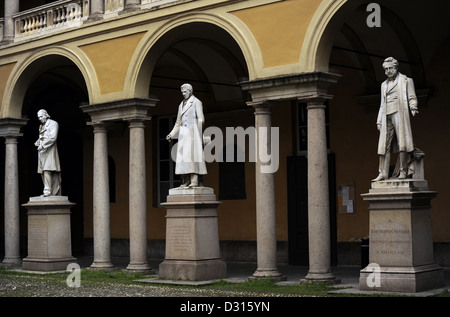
[3, 0, 187, 44]
[141, 0, 181, 9]
[13, 0, 89, 41]
[105, 0, 124, 17]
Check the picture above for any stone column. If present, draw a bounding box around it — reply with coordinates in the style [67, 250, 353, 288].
[90, 123, 114, 270]
[2, 136, 21, 266]
[126, 119, 153, 274]
[3, 0, 19, 43]
[304, 100, 337, 283]
[89, 0, 104, 20]
[249, 101, 285, 281]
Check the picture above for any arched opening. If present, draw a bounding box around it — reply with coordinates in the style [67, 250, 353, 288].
[17, 55, 89, 256]
[321, 0, 450, 265]
[148, 21, 249, 192]
[138, 22, 256, 259]
[146, 22, 249, 110]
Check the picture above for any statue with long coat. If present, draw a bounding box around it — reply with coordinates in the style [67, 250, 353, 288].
[35, 109, 61, 196]
[167, 84, 207, 187]
[373, 57, 418, 181]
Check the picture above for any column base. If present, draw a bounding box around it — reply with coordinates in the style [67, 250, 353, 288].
[159, 259, 226, 281]
[89, 261, 116, 272]
[301, 271, 341, 284]
[1, 257, 22, 267]
[126, 263, 155, 275]
[249, 268, 286, 281]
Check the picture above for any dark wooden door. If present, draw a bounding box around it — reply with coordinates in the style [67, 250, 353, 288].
[287, 154, 337, 266]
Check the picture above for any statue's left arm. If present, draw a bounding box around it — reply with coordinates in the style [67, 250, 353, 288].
[407, 77, 419, 116]
[195, 99, 205, 133]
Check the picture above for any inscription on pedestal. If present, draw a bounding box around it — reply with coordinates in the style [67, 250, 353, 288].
[28, 216, 48, 257]
[167, 223, 193, 255]
[360, 181, 443, 292]
[369, 211, 413, 266]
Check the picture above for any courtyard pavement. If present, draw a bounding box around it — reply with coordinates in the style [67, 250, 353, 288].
[76, 256, 450, 297]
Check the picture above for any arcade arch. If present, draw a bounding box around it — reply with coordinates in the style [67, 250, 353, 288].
[7, 52, 90, 256]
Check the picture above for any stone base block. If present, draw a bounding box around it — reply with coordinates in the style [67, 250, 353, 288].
[159, 259, 227, 281]
[22, 196, 77, 272]
[22, 257, 76, 272]
[360, 179, 444, 293]
[160, 187, 227, 281]
[359, 264, 444, 293]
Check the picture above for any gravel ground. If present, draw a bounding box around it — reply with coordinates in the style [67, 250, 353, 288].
[0, 273, 311, 315]
[0, 273, 302, 298]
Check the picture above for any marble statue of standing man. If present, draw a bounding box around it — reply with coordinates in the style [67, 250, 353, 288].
[35, 109, 61, 196]
[373, 57, 419, 181]
[167, 83, 207, 187]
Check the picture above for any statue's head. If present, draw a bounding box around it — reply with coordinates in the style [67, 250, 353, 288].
[181, 83, 193, 100]
[37, 109, 50, 123]
[382, 57, 398, 80]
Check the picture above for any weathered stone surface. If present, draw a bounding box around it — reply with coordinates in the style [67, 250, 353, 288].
[22, 196, 77, 272]
[359, 180, 444, 292]
[159, 188, 226, 281]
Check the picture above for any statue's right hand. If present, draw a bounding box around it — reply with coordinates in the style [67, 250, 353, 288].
[377, 123, 381, 131]
[166, 134, 172, 142]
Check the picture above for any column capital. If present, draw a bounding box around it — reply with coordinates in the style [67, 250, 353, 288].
[128, 119, 147, 129]
[88, 121, 111, 132]
[297, 93, 333, 107]
[306, 102, 327, 110]
[247, 100, 278, 116]
[240, 72, 340, 102]
[247, 100, 279, 107]
[0, 118, 29, 138]
[4, 136, 19, 144]
[81, 98, 158, 124]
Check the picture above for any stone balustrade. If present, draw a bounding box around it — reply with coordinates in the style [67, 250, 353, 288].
[13, 0, 89, 42]
[141, 0, 181, 9]
[2, 0, 186, 44]
[105, 0, 124, 17]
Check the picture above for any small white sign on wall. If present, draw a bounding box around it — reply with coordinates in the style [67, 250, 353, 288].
[338, 183, 355, 213]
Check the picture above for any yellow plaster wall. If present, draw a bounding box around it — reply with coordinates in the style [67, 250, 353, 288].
[80, 32, 146, 95]
[0, 63, 16, 113]
[231, 0, 320, 68]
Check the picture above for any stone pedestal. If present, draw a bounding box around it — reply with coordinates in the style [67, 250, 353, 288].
[359, 179, 444, 292]
[159, 187, 226, 281]
[22, 196, 77, 271]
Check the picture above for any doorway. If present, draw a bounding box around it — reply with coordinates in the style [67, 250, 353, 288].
[287, 154, 337, 266]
